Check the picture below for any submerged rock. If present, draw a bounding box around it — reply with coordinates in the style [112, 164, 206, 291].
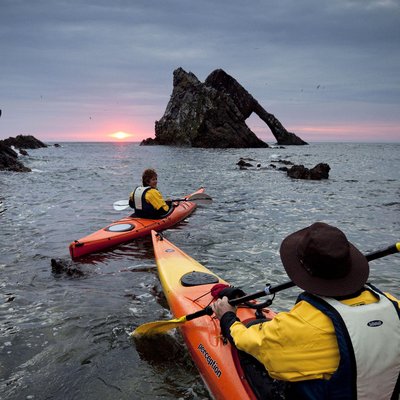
[142, 68, 307, 148]
[287, 163, 330, 180]
[237, 158, 254, 167]
[51, 258, 84, 277]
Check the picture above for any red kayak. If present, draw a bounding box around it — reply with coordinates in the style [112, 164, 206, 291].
[69, 187, 205, 259]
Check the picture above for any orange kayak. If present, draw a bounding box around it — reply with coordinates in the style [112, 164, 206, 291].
[151, 230, 277, 400]
[69, 187, 204, 259]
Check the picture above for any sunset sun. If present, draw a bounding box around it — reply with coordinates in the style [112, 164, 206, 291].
[110, 131, 132, 140]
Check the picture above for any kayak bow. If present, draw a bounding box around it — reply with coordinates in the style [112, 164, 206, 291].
[147, 230, 276, 400]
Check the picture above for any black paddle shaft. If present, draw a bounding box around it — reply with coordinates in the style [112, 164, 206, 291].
[226, 243, 399, 308]
[365, 244, 399, 262]
[184, 243, 399, 322]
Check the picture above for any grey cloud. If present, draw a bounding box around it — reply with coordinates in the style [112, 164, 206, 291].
[0, 0, 399, 140]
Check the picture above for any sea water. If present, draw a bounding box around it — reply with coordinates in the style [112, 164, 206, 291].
[0, 142, 399, 399]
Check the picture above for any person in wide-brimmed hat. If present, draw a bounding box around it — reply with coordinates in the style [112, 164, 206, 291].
[212, 222, 400, 399]
[280, 222, 369, 297]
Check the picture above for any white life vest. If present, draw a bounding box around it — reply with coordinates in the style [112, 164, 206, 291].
[318, 286, 400, 399]
[133, 186, 150, 211]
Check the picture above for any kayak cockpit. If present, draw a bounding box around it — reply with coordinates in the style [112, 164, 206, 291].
[105, 223, 136, 232]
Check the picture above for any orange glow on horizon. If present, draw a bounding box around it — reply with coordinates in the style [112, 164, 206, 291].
[293, 122, 400, 142]
[109, 131, 133, 140]
[250, 120, 399, 143]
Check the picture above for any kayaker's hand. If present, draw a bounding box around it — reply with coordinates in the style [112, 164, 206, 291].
[212, 296, 236, 320]
[165, 199, 174, 207]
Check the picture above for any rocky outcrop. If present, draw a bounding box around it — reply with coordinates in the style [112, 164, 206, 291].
[237, 158, 256, 168]
[141, 68, 307, 148]
[286, 163, 330, 180]
[205, 69, 306, 146]
[0, 141, 31, 172]
[236, 156, 330, 180]
[3, 135, 47, 149]
[0, 135, 47, 172]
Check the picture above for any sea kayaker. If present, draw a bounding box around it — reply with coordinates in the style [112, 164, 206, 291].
[212, 222, 400, 399]
[129, 168, 171, 219]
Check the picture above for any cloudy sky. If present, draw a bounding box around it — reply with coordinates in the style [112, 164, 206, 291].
[1, 0, 399, 143]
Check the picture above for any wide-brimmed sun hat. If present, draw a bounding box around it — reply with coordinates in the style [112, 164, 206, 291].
[280, 222, 369, 296]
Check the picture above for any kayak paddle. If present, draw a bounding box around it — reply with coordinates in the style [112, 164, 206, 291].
[132, 281, 294, 336]
[132, 307, 215, 335]
[131, 242, 400, 336]
[113, 192, 213, 211]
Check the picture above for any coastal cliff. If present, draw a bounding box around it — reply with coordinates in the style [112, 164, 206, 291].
[141, 68, 307, 148]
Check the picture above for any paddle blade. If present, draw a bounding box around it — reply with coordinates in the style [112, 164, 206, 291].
[186, 193, 213, 205]
[113, 200, 129, 211]
[131, 316, 187, 337]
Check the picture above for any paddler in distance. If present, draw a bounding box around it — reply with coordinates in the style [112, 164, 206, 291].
[129, 168, 171, 219]
[212, 222, 400, 399]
